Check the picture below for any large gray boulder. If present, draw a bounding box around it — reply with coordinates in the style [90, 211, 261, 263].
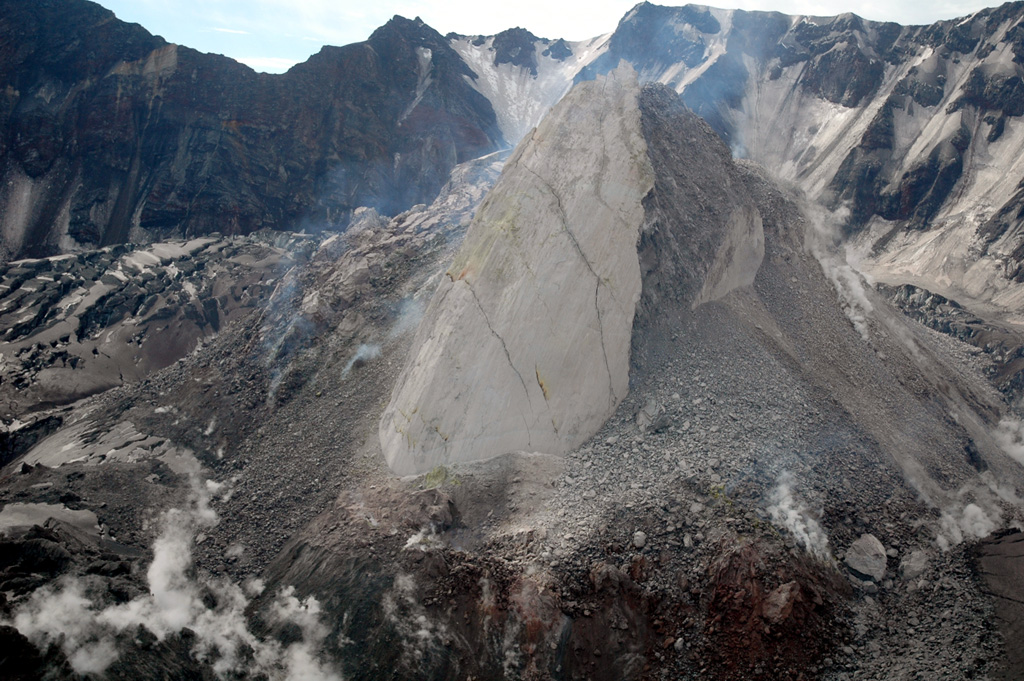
[379, 63, 654, 475]
[845, 534, 888, 582]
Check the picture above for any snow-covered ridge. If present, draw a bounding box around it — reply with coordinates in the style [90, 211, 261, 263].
[452, 3, 1024, 328]
[451, 33, 611, 144]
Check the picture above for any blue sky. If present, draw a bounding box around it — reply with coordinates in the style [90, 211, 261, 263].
[93, 0, 1001, 73]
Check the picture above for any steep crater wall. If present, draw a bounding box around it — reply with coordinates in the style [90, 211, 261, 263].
[0, 0, 503, 261]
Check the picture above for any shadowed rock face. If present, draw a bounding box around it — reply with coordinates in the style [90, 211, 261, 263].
[976, 531, 1024, 680]
[491, 28, 544, 75]
[635, 85, 765, 321]
[0, 0, 502, 260]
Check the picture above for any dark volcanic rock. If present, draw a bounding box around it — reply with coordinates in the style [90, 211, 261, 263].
[577, 3, 724, 84]
[979, 181, 1024, 258]
[701, 541, 847, 681]
[0, 0, 503, 260]
[800, 42, 885, 108]
[881, 124, 970, 228]
[0, 625, 45, 681]
[0, 414, 62, 468]
[491, 27, 541, 75]
[976, 531, 1024, 680]
[883, 283, 1024, 400]
[542, 39, 573, 61]
[894, 68, 947, 108]
[635, 83, 757, 314]
[951, 66, 1024, 117]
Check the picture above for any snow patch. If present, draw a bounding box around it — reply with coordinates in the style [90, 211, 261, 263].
[451, 33, 611, 144]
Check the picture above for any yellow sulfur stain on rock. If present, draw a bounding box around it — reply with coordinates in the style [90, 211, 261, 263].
[536, 366, 550, 400]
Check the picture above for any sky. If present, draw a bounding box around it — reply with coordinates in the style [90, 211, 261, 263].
[93, 0, 1003, 73]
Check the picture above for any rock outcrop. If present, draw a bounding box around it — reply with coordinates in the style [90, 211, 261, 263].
[0, 0, 502, 260]
[379, 64, 654, 475]
[379, 70, 778, 475]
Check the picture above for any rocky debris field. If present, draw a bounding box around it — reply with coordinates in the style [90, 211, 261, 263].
[2, 80, 1024, 681]
[882, 282, 1024, 401]
[0, 233, 320, 423]
[222, 95, 1024, 680]
[257, 272, 1009, 679]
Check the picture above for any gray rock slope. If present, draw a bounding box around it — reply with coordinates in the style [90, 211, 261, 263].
[380, 64, 654, 475]
[273, 76, 1024, 679]
[378, 64, 778, 475]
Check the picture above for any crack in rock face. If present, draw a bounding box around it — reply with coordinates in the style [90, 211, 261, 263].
[379, 63, 655, 475]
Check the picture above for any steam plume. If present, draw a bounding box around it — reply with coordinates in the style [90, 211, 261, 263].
[805, 203, 874, 341]
[766, 471, 831, 560]
[5, 467, 342, 680]
[341, 343, 382, 377]
[936, 502, 1000, 551]
[993, 417, 1024, 467]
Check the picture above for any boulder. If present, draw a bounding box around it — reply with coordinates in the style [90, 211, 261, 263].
[379, 63, 654, 474]
[900, 549, 930, 581]
[844, 533, 887, 581]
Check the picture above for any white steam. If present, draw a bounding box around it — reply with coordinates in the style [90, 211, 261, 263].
[993, 418, 1024, 467]
[13, 581, 119, 675]
[6, 468, 341, 680]
[766, 472, 832, 560]
[387, 297, 425, 339]
[341, 343, 382, 378]
[806, 203, 874, 341]
[381, 573, 449, 668]
[936, 502, 1000, 551]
